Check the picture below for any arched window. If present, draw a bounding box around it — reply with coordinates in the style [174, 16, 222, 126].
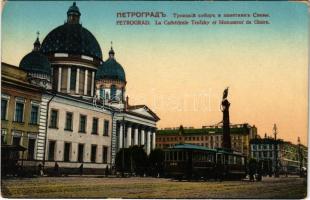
[110, 85, 116, 100]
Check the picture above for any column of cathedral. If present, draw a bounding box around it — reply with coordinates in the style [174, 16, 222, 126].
[75, 68, 80, 93]
[117, 122, 156, 155]
[55, 66, 98, 96]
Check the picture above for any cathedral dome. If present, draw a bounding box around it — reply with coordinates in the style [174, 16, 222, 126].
[40, 2, 102, 60]
[19, 37, 51, 75]
[96, 47, 126, 82]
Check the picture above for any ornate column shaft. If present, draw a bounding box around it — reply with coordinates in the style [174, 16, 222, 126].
[57, 67, 62, 92]
[141, 129, 145, 146]
[134, 127, 139, 145]
[91, 71, 95, 96]
[84, 69, 88, 95]
[75, 68, 80, 93]
[127, 125, 132, 148]
[152, 131, 156, 149]
[146, 130, 151, 155]
[67, 67, 71, 93]
[119, 123, 123, 149]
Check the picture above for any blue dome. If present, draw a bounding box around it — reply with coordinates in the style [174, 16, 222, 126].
[96, 58, 126, 82]
[19, 51, 51, 75]
[40, 23, 102, 60]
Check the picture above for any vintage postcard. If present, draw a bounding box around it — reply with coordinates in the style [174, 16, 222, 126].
[1, 1, 308, 199]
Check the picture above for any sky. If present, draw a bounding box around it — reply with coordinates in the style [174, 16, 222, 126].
[2, 1, 308, 145]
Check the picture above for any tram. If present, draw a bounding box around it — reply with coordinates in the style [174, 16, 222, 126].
[163, 144, 247, 180]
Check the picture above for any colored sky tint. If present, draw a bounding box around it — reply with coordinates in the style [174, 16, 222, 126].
[2, 1, 308, 145]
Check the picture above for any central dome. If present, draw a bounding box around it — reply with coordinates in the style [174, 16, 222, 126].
[40, 3, 102, 60]
[41, 23, 102, 60]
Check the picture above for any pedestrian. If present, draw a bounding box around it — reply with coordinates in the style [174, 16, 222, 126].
[79, 163, 83, 176]
[54, 162, 59, 176]
[105, 166, 109, 177]
[248, 159, 257, 182]
[38, 164, 44, 176]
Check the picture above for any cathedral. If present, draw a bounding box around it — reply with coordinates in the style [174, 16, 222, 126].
[1, 2, 159, 174]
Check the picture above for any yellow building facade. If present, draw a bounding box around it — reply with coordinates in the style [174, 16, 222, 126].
[1, 63, 43, 160]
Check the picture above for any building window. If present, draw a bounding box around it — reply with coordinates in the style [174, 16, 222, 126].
[14, 101, 24, 123]
[64, 142, 71, 162]
[91, 145, 97, 163]
[65, 112, 73, 131]
[70, 68, 77, 90]
[102, 146, 108, 164]
[28, 138, 36, 160]
[110, 85, 116, 100]
[78, 144, 84, 162]
[1, 98, 8, 120]
[92, 118, 98, 134]
[263, 151, 267, 158]
[12, 136, 21, 145]
[30, 104, 39, 124]
[50, 109, 58, 128]
[103, 120, 109, 136]
[79, 115, 87, 133]
[48, 141, 56, 161]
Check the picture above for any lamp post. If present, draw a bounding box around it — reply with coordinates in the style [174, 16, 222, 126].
[122, 115, 125, 177]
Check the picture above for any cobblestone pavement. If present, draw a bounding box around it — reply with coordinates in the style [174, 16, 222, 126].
[1, 176, 307, 198]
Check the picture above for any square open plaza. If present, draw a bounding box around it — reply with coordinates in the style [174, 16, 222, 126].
[1, 1, 308, 199]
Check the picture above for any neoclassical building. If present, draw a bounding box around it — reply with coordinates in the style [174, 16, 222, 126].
[2, 2, 159, 173]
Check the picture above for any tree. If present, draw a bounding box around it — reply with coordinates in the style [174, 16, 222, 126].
[115, 148, 131, 173]
[148, 148, 164, 177]
[115, 146, 148, 176]
[130, 145, 148, 176]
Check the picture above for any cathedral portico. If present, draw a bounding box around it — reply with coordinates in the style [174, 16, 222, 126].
[115, 115, 157, 156]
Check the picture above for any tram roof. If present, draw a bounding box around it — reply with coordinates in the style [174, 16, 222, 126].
[171, 144, 217, 152]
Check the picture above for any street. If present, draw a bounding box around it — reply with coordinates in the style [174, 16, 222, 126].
[1, 176, 307, 198]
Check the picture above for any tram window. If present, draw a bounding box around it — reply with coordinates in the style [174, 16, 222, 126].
[241, 157, 245, 165]
[208, 154, 213, 162]
[236, 156, 241, 165]
[201, 153, 204, 161]
[174, 152, 177, 160]
[228, 155, 234, 164]
[216, 155, 219, 163]
[179, 152, 182, 161]
[225, 155, 229, 164]
[170, 151, 173, 161]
